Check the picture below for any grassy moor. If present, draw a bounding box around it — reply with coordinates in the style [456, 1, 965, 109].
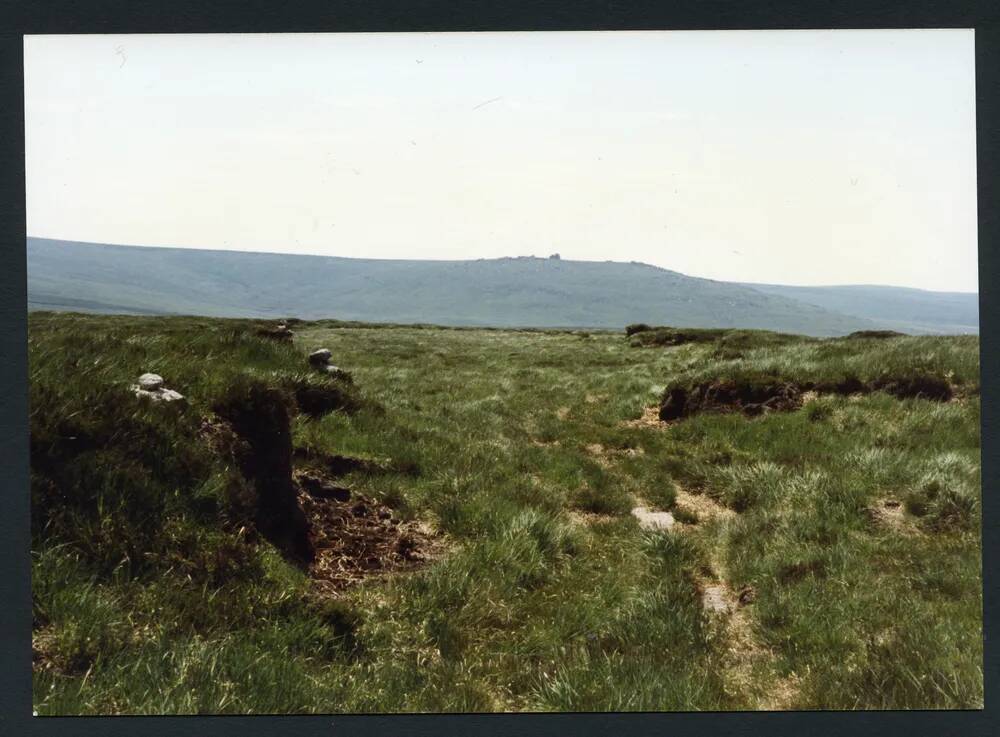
[29, 312, 982, 713]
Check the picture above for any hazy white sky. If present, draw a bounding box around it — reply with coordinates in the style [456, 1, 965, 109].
[24, 30, 978, 292]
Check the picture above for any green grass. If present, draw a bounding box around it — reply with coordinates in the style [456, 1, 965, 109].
[29, 312, 982, 713]
[658, 333, 979, 390]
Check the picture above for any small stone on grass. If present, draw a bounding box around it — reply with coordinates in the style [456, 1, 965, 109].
[631, 506, 676, 531]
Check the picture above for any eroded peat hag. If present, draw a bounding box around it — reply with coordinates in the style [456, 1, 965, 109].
[30, 314, 982, 713]
[657, 372, 955, 421]
[640, 328, 972, 422]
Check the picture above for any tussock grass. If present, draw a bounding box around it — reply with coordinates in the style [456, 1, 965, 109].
[30, 313, 981, 712]
[665, 334, 979, 393]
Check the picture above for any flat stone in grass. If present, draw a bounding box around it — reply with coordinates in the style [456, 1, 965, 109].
[631, 506, 676, 531]
[701, 584, 731, 614]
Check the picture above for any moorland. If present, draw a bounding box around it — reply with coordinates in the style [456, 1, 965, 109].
[29, 312, 982, 713]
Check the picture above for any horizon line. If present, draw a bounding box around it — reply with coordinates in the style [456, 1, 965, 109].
[26, 234, 980, 296]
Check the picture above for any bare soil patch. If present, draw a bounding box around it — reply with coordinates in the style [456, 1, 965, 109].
[621, 405, 663, 429]
[530, 438, 561, 448]
[32, 627, 72, 676]
[674, 486, 736, 524]
[585, 443, 644, 467]
[671, 488, 798, 709]
[202, 411, 440, 591]
[298, 476, 439, 594]
[758, 674, 804, 711]
[567, 509, 616, 527]
[866, 497, 922, 536]
[695, 565, 797, 709]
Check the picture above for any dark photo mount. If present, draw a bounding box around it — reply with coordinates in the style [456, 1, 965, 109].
[1, 2, 998, 737]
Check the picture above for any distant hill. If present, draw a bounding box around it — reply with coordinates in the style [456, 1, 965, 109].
[741, 283, 979, 335]
[26, 237, 973, 336]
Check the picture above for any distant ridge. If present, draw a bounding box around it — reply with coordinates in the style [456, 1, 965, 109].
[26, 238, 976, 336]
[740, 282, 978, 335]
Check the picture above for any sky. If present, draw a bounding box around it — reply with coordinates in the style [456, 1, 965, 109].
[24, 30, 978, 292]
